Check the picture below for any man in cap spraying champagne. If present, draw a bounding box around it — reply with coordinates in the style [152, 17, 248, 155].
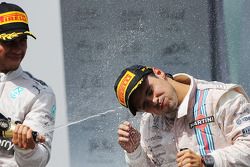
[0, 2, 56, 166]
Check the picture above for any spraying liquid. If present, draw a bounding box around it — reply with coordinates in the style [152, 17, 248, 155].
[43, 109, 118, 134]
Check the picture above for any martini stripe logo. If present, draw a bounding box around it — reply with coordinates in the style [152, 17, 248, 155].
[193, 89, 215, 156]
[189, 116, 214, 129]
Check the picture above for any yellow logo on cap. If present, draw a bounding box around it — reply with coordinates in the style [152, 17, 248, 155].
[0, 11, 28, 25]
[116, 71, 135, 106]
[0, 31, 33, 40]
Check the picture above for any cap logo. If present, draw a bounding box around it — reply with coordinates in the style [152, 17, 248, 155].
[116, 71, 135, 106]
[0, 31, 33, 40]
[0, 11, 28, 25]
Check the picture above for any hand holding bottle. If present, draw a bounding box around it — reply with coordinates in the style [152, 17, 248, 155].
[12, 124, 45, 150]
[0, 118, 45, 150]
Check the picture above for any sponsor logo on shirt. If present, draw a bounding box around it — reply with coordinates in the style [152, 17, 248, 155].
[233, 108, 250, 118]
[51, 105, 56, 118]
[145, 135, 162, 142]
[189, 115, 214, 129]
[10, 86, 24, 99]
[236, 116, 250, 125]
[242, 126, 250, 137]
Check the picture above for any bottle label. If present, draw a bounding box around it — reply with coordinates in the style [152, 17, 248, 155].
[0, 119, 15, 155]
[0, 136, 14, 156]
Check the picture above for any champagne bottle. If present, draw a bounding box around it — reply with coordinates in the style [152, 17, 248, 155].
[0, 119, 40, 142]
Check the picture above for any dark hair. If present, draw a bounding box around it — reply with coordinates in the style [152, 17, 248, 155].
[165, 73, 173, 79]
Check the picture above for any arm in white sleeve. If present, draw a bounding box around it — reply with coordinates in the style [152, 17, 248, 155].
[211, 91, 250, 167]
[14, 90, 56, 167]
[125, 144, 155, 167]
[125, 116, 155, 167]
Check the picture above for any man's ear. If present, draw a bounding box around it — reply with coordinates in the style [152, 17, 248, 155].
[152, 67, 166, 79]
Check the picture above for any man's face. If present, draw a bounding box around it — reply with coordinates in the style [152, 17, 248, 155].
[0, 36, 27, 73]
[130, 72, 178, 116]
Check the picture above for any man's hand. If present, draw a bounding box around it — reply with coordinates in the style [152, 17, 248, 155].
[176, 149, 204, 167]
[12, 124, 45, 150]
[117, 121, 140, 153]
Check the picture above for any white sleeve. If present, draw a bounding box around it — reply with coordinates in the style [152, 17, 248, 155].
[14, 90, 56, 167]
[125, 145, 155, 167]
[211, 91, 250, 167]
[124, 113, 159, 167]
[14, 144, 50, 167]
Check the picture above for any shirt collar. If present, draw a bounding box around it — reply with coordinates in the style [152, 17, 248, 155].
[0, 66, 23, 82]
[173, 73, 197, 118]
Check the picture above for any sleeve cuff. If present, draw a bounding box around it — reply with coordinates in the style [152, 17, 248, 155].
[14, 144, 38, 157]
[209, 151, 222, 167]
[125, 144, 143, 161]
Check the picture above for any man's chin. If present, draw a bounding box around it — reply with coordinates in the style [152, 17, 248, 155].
[7, 65, 19, 72]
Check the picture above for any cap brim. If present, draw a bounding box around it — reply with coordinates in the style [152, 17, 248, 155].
[127, 78, 145, 116]
[0, 31, 36, 41]
[128, 104, 137, 116]
[25, 31, 36, 39]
